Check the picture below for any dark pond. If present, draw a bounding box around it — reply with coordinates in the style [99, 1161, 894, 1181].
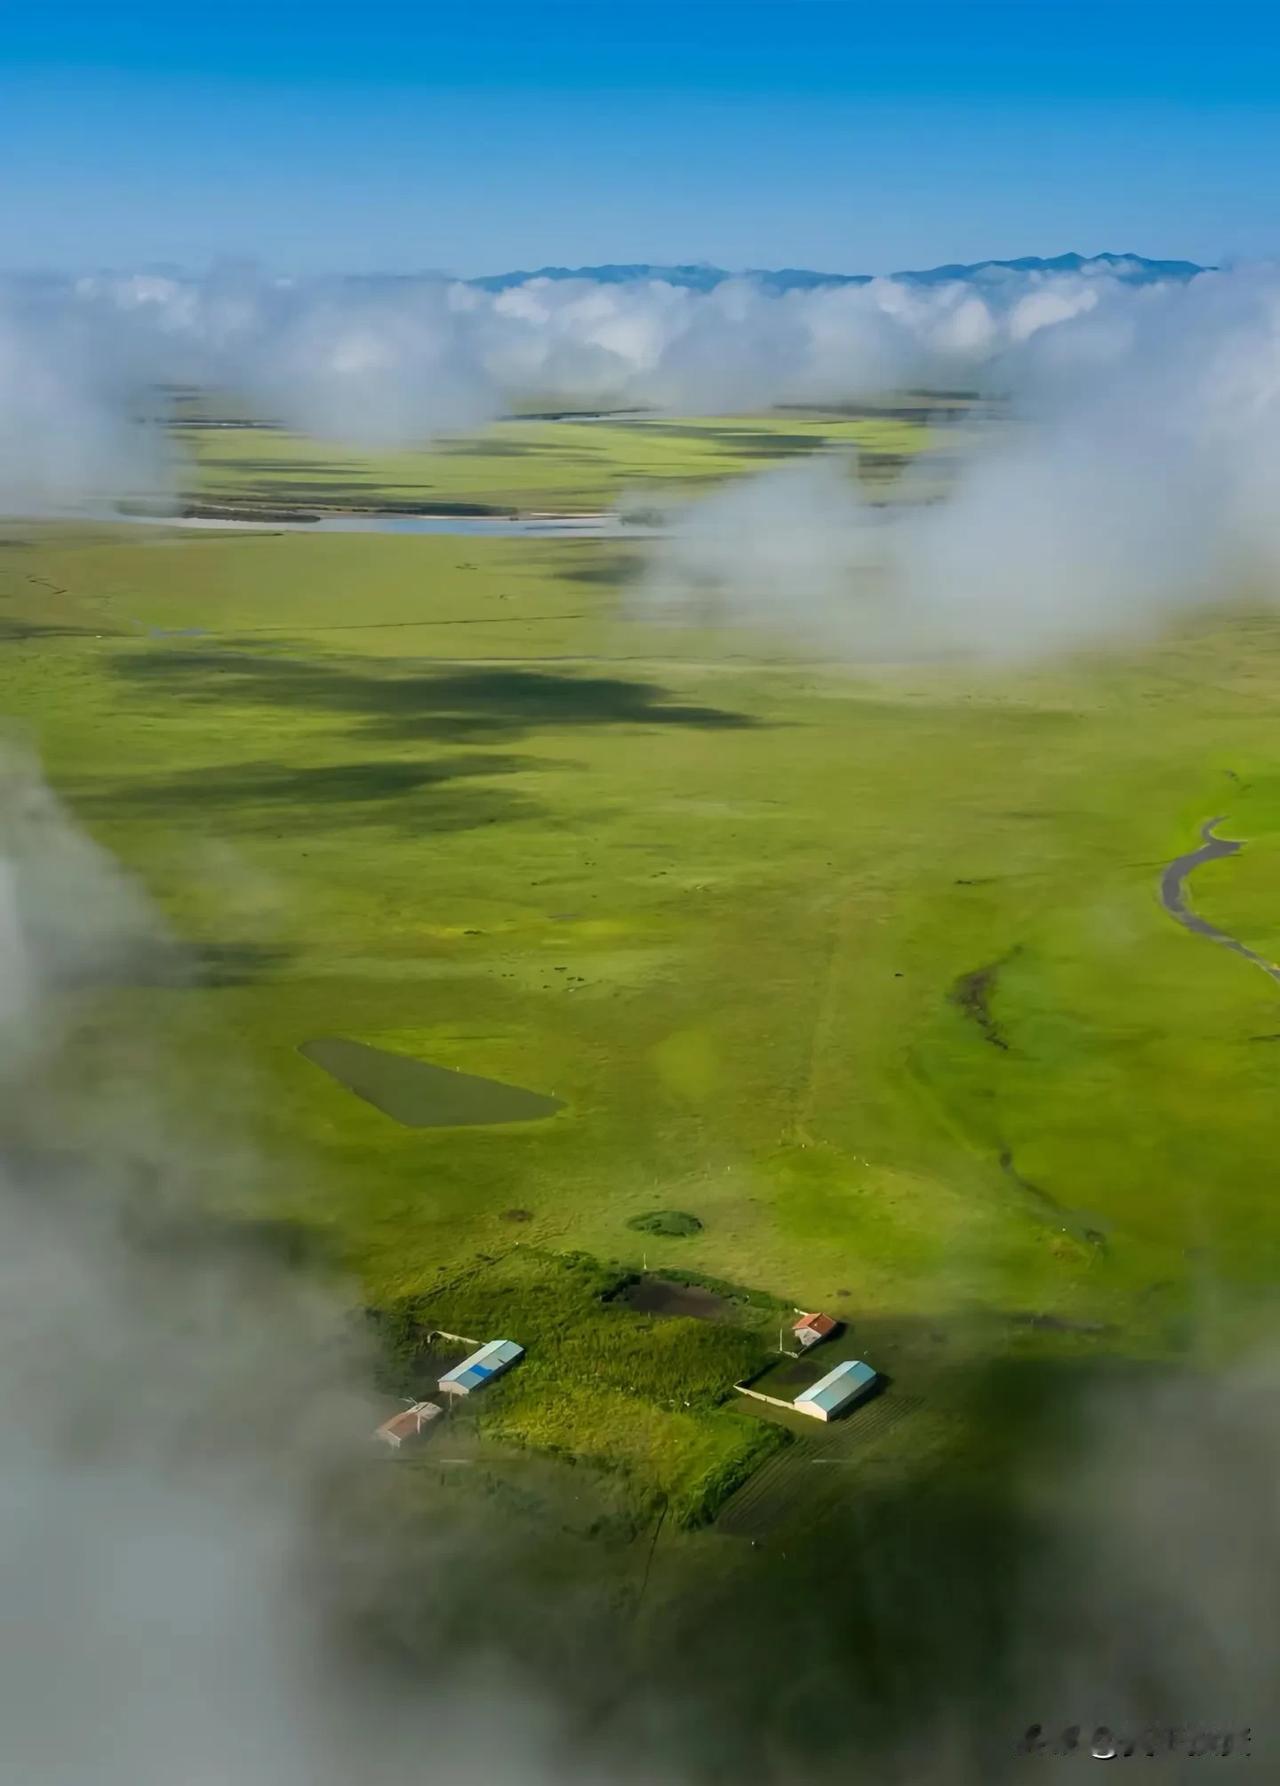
[616, 1275, 733, 1322]
[300, 1036, 564, 1127]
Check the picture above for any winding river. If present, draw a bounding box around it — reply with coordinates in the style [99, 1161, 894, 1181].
[1159, 817, 1280, 985]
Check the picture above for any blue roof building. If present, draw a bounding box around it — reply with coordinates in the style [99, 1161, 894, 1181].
[438, 1338, 524, 1397]
[793, 1358, 878, 1422]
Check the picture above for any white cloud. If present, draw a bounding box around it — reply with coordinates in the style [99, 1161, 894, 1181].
[639, 262, 1280, 660]
[0, 259, 1209, 516]
[12, 256, 1280, 658]
[0, 755, 583, 1786]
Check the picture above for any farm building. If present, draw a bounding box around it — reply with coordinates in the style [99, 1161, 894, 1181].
[793, 1358, 878, 1422]
[375, 1401, 442, 1449]
[438, 1338, 524, 1398]
[792, 1310, 838, 1349]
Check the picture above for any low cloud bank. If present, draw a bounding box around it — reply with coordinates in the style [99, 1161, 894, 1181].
[0, 256, 1206, 513]
[11, 256, 1280, 655]
[642, 265, 1280, 659]
[0, 755, 594, 1786]
[636, 443, 1216, 663]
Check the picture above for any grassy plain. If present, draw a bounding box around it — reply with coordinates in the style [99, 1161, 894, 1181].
[175, 407, 939, 513]
[5, 411, 1280, 1535]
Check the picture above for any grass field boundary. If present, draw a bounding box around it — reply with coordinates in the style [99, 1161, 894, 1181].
[715, 1390, 927, 1536]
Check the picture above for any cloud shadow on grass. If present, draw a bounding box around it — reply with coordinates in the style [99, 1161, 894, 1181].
[110, 649, 760, 743]
[642, 1328, 1275, 1779]
[94, 643, 761, 844]
[555, 548, 650, 589]
[71, 753, 537, 837]
[0, 615, 112, 642]
[191, 940, 300, 986]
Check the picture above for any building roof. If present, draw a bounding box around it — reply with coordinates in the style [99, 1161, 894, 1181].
[438, 1338, 524, 1393]
[794, 1358, 878, 1416]
[793, 1311, 838, 1337]
[377, 1401, 441, 1441]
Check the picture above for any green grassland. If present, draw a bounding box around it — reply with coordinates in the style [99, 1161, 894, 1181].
[376, 1248, 784, 1525]
[173, 407, 939, 514]
[5, 412, 1280, 1531]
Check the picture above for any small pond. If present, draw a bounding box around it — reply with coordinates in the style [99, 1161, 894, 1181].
[616, 1275, 733, 1322]
[300, 1036, 564, 1127]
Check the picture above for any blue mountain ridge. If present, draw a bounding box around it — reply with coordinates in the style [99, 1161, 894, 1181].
[471, 252, 1207, 293]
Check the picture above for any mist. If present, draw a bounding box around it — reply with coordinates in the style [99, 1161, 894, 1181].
[0, 754, 626, 1786]
[0, 256, 1208, 518]
[10, 255, 1280, 661]
[4, 752, 1275, 1782]
[635, 441, 1218, 664]
[638, 264, 1280, 661]
[6, 252, 1280, 1776]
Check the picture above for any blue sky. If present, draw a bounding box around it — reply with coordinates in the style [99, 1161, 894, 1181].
[3, 1, 1280, 275]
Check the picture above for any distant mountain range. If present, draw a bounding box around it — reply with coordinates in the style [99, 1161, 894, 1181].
[472, 252, 1208, 293]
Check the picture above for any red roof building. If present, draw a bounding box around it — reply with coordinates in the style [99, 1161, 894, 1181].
[792, 1311, 838, 1349]
[375, 1401, 442, 1449]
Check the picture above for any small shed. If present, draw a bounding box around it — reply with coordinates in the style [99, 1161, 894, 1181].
[793, 1311, 838, 1349]
[438, 1338, 524, 1398]
[794, 1358, 878, 1422]
[375, 1401, 442, 1449]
